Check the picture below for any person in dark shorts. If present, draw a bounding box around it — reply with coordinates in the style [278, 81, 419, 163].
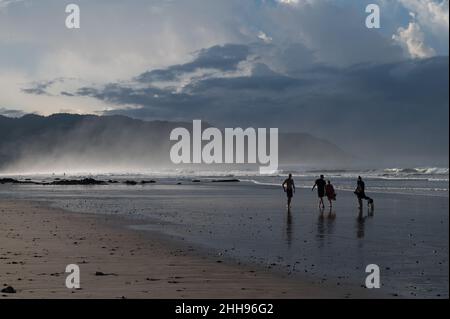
[312, 175, 326, 209]
[282, 174, 296, 209]
[354, 176, 374, 209]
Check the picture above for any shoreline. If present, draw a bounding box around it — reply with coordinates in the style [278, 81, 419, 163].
[1, 176, 448, 199]
[0, 199, 383, 299]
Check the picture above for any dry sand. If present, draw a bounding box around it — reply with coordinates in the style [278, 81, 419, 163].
[0, 199, 376, 299]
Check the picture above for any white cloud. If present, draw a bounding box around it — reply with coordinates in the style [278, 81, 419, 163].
[276, 0, 319, 6]
[391, 1, 448, 58]
[399, 0, 449, 34]
[264, 1, 404, 66]
[0, 0, 23, 9]
[257, 31, 273, 43]
[277, 0, 300, 4]
[393, 21, 436, 58]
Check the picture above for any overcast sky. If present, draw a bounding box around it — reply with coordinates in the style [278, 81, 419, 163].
[0, 0, 447, 114]
[0, 0, 448, 161]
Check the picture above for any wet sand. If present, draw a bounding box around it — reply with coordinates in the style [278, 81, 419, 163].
[0, 199, 378, 299]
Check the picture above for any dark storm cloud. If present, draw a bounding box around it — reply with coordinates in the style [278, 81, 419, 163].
[76, 45, 448, 128]
[186, 64, 305, 92]
[73, 45, 448, 161]
[341, 57, 449, 103]
[21, 80, 56, 95]
[135, 44, 250, 83]
[86, 50, 448, 120]
[21, 78, 71, 96]
[77, 84, 187, 107]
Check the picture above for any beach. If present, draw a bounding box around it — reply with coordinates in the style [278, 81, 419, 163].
[0, 174, 448, 299]
[0, 199, 373, 299]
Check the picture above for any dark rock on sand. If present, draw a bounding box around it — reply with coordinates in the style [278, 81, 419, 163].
[95, 271, 107, 276]
[50, 178, 107, 186]
[140, 180, 156, 184]
[0, 178, 37, 185]
[0, 178, 19, 184]
[1, 178, 107, 185]
[211, 179, 240, 183]
[124, 181, 138, 185]
[1, 286, 16, 294]
[95, 271, 117, 276]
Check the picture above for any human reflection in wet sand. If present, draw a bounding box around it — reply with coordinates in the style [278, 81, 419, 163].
[286, 207, 293, 247]
[368, 203, 375, 217]
[327, 206, 336, 220]
[326, 207, 336, 238]
[317, 207, 336, 245]
[317, 208, 325, 240]
[356, 208, 366, 238]
[356, 203, 375, 238]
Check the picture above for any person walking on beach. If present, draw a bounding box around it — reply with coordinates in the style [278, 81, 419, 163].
[282, 174, 296, 209]
[325, 180, 336, 208]
[312, 175, 326, 209]
[354, 176, 374, 209]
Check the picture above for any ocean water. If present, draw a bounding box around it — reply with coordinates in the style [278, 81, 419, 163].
[2, 166, 448, 196]
[0, 167, 448, 298]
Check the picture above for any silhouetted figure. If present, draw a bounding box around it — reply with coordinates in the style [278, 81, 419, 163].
[282, 174, 296, 209]
[325, 180, 336, 208]
[354, 176, 374, 209]
[312, 175, 326, 209]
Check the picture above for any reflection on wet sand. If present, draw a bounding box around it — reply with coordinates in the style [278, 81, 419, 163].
[1, 181, 445, 298]
[286, 208, 293, 247]
[356, 208, 366, 238]
[356, 206, 374, 238]
[327, 207, 336, 221]
[317, 207, 337, 247]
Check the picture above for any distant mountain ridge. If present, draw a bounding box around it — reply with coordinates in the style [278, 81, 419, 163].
[0, 113, 352, 173]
